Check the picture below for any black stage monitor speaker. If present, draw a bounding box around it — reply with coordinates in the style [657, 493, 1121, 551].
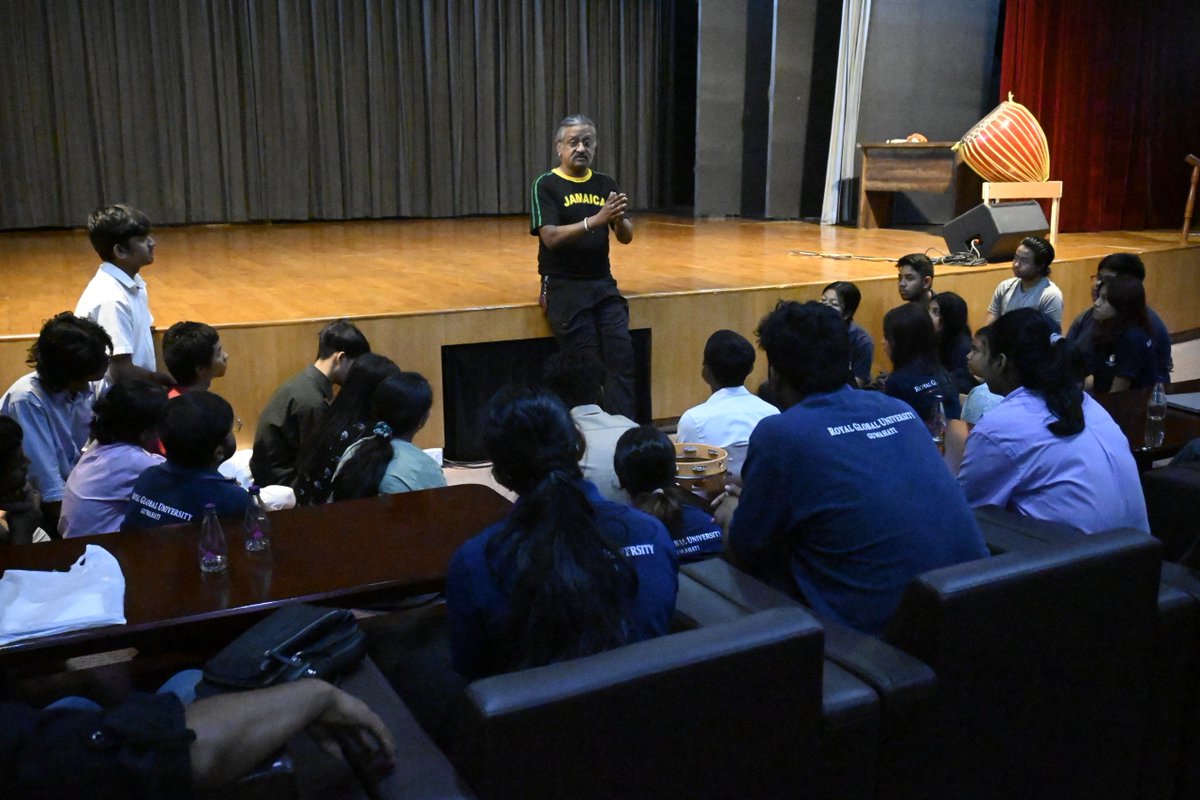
[942, 200, 1049, 262]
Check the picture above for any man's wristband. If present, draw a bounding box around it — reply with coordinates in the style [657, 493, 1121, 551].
[583, 216, 591, 232]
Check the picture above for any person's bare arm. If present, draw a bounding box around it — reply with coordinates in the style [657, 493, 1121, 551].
[1108, 375, 1133, 393]
[943, 418, 971, 476]
[109, 354, 175, 387]
[538, 192, 629, 250]
[185, 680, 395, 791]
[0, 483, 41, 545]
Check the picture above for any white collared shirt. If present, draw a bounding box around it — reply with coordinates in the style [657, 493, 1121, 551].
[75, 262, 156, 371]
[676, 386, 778, 448]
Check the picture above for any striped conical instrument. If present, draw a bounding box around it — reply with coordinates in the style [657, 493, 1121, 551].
[954, 93, 1050, 182]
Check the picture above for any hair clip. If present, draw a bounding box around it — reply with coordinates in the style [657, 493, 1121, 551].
[372, 421, 393, 438]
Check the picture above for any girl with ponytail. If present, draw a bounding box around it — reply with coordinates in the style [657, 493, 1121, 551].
[445, 388, 677, 679]
[614, 426, 722, 562]
[330, 372, 444, 500]
[956, 308, 1148, 534]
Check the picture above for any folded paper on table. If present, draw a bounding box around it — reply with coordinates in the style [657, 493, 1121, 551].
[0, 544, 127, 646]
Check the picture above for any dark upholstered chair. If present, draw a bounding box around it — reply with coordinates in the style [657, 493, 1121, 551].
[683, 526, 1163, 800]
[450, 607, 841, 800]
[675, 574, 882, 800]
[1141, 462, 1200, 561]
[679, 559, 938, 800]
[976, 506, 1199, 800]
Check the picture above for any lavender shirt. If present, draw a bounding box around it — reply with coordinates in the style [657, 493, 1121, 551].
[958, 387, 1148, 534]
[60, 443, 165, 537]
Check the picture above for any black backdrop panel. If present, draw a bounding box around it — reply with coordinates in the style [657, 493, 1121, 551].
[441, 330, 652, 462]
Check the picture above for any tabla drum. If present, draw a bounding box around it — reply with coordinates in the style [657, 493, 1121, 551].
[675, 442, 728, 500]
[954, 93, 1050, 183]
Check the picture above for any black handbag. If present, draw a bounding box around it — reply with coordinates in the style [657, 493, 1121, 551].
[200, 604, 367, 693]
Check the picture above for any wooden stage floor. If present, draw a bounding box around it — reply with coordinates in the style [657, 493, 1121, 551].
[0, 214, 1192, 336]
[1, 215, 1196, 448]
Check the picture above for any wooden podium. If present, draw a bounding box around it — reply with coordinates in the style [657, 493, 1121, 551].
[857, 142, 981, 229]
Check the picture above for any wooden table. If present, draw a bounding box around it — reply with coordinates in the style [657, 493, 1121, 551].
[0, 484, 511, 670]
[1093, 379, 1200, 471]
[857, 142, 982, 229]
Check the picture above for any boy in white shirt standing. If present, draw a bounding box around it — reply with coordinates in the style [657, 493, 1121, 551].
[75, 204, 174, 387]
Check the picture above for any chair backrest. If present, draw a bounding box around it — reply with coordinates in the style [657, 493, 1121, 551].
[884, 528, 1162, 800]
[451, 607, 825, 800]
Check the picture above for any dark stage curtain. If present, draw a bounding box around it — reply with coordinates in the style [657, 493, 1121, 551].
[0, 1, 674, 230]
[999, 0, 1200, 232]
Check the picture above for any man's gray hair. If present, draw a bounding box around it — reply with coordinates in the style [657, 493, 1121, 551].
[555, 113, 596, 142]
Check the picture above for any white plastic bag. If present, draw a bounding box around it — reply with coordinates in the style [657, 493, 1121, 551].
[0, 544, 127, 645]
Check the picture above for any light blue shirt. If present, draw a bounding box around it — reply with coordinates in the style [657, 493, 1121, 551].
[961, 382, 1004, 424]
[336, 437, 446, 495]
[0, 373, 96, 502]
[60, 442, 165, 537]
[958, 387, 1148, 534]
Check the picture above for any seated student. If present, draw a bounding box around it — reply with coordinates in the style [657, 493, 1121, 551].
[0, 678, 395, 797]
[60, 380, 168, 537]
[251, 319, 371, 488]
[75, 204, 174, 387]
[614, 425, 722, 562]
[960, 325, 1005, 424]
[162, 321, 229, 397]
[819, 281, 874, 387]
[293, 353, 401, 506]
[957, 308, 1148, 534]
[897, 253, 935, 307]
[675, 329, 778, 479]
[446, 388, 677, 680]
[882, 303, 961, 422]
[1077, 274, 1159, 394]
[929, 291, 974, 395]
[0, 312, 113, 536]
[541, 350, 636, 503]
[984, 235, 1064, 330]
[124, 392, 249, 528]
[1067, 252, 1172, 383]
[719, 301, 987, 635]
[0, 416, 51, 544]
[330, 372, 446, 500]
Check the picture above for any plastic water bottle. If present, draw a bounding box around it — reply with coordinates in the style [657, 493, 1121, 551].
[244, 486, 272, 552]
[199, 503, 229, 573]
[1147, 382, 1167, 422]
[928, 395, 947, 453]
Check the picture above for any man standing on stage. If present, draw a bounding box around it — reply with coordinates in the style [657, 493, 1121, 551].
[531, 114, 636, 418]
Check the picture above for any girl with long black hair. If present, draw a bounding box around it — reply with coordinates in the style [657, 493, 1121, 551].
[882, 303, 961, 421]
[1083, 274, 1158, 393]
[445, 388, 677, 680]
[293, 353, 400, 505]
[957, 308, 1147, 534]
[330, 372, 445, 500]
[929, 291, 973, 395]
[614, 425, 722, 562]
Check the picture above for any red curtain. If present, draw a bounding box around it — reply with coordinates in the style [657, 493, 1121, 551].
[1000, 0, 1200, 232]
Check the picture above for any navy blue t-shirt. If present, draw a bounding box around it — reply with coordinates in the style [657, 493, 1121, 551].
[672, 503, 723, 562]
[445, 480, 679, 680]
[884, 358, 962, 421]
[1068, 306, 1171, 383]
[124, 462, 250, 528]
[1086, 325, 1158, 393]
[729, 385, 987, 634]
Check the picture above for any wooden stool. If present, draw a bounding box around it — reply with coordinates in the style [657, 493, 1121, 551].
[982, 180, 1063, 247]
[1183, 154, 1199, 244]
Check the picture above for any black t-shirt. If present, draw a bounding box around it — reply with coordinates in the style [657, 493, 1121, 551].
[530, 168, 619, 279]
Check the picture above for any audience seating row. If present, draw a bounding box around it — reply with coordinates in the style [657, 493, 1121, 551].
[360, 512, 1197, 800]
